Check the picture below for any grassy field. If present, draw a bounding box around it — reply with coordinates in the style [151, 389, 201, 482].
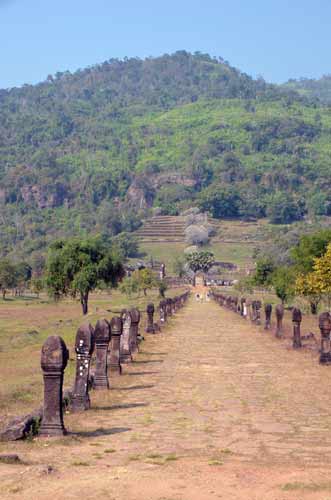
[0, 287, 187, 423]
[139, 240, 256, 272]
[137, 218, 275, 272]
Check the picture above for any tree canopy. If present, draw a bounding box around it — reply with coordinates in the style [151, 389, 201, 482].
[45, 237, 124, 314]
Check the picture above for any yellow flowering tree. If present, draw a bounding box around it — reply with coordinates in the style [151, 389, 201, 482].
[313, 243, 331, 308]
[295, 272, 323, 314]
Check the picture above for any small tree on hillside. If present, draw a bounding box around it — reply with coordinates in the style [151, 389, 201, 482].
[46, 238, 124, 314]
[185, 251, 215, 273]
[119, 268, 158, 298]
[0, 260, 17, 299]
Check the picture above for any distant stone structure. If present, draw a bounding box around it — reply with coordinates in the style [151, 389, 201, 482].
[146, 303, 156, 334]
[319, 312, 331, 364]
[159, 263, 166, 280]
[275, 304, 284, 338]
[195, 272, 205, 287]
[292, 308, 302, 349]
[264, 304, 272, 330]
[120, 310, 133, 363]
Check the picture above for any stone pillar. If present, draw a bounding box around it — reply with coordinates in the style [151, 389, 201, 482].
[292, 308, 302, 349]
[264, 304, 272, 330]
[109, 317, 123, 374]
[275, 304, 284, 338]
[159, 300, 167, 324]
[72, 323, 95, 411]
[39, 336, 69, 437]
[255, 301, 261, 325]
[93, 319, 111, 389]
[171, 298, 176, 315]
[240, 298, 246, 316]
[246, 299, 252, 321]
[166, 298, 173, 317]
[319, 312, 331, 364]
[130, 308, 141, 354]
[121, 310, 132, 363]
[146, 303, 156, 333]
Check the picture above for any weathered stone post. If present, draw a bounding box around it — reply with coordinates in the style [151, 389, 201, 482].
[109, 317, 123, 374]
[171, 298, 176, 315]
[130, 308, 140, 354]
[275, 304, 284, 338]
[319, 312, 331, 364]
[72, 324, 95, 411]
[120, 310, 132, 363]
[255, 301, 261, 325]
[240, 298, 246, 316]
[167, 298, 173, 317]
[39, 336, 69, 437]
[146, 303, 156, 333]
[93, 319, 111, 389]
[292, 308, 302, 349]
[264, 304, 272, 330]
[159, 300, 167, 324]
[246, 298, 252, 321]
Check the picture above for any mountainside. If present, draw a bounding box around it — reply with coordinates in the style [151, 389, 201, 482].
[0, 51, 331, 260]
[284, 75, 331, 104]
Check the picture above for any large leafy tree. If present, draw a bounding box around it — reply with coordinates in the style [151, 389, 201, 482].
[45, 238, 124, 314]
[291, 230, 331, 274]
[312, 243, 331, 307]
[295, 273, 322, 314]
[198, 186, 241, 219]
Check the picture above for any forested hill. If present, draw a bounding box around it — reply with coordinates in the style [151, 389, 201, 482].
[1, 51, 331, 260]
[284, 75, 331, 104]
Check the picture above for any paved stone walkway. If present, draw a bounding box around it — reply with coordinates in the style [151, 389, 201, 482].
[104, 298, 331, 466]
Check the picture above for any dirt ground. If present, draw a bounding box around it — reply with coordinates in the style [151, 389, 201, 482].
[1, 296, 331, 499]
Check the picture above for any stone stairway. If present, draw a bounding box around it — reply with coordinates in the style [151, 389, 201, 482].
[136, 216, 186, 242]
[136, 215, 219, 242]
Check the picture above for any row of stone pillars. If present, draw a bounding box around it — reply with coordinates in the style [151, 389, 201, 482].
[39, 291, 190, 437]
[211, 292, 331, 366]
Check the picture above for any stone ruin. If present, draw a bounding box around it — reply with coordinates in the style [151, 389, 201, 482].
[0, 290, 191, 441]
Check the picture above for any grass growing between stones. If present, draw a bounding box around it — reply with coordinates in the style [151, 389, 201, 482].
[281, 481, 331, 492]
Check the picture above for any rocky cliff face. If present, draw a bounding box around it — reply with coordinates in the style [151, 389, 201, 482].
[125, 172, 196, 209]
[19, 183, 68, 209]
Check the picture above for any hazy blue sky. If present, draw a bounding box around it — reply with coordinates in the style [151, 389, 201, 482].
[1, 0, 330, 88]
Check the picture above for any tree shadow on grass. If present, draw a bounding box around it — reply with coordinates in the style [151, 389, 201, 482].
[73, 427, 131, 438]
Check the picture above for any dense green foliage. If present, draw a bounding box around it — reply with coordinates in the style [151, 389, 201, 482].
[186, 251, 215, 273]
[1, 51, 331, 263]
[45, 237, 124, 313]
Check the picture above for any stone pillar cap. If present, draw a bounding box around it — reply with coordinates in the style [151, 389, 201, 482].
[94, 319, 110, 344]
[75, 323, 95, 354]
[110, 316, 123, 335]
[41, 335, 69, 372]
